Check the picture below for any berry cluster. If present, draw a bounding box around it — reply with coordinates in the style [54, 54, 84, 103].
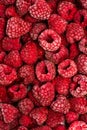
[0, 0, 87, 130]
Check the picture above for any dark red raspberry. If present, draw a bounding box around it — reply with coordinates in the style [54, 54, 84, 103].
[0, 86, 9, 102]
[3, 0, 16, 5]
[80, 113, 87, 123]
[47, 0, 57, 13]
[54, 125, 66, 130]
[0, 3, 5, 17]
[39, 29, 61, 51]
[31, 126, 52, 130]
[0, 120, 10, 130]
[79, 37, 87, 55]
[18, 126, 28, 130]
[0, 18, 5, 40]
[0, 51, 6, 63]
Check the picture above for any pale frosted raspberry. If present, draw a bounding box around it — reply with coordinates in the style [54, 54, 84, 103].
[79, 37, 87, 55]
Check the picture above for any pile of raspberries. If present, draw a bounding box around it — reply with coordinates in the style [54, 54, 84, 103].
[1, 0, 87, 129]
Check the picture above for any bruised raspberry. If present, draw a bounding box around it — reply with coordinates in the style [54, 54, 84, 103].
[0, 18, 5, 40]
[48, 14, 67, 34]
[18, 126, 28, 130]
[36, 60, 56, 82]
[31, 126, 52, 130]
[39, 29, 61, 51]
[79, 37, 87, 55]
[58, 59, 77, 78]
[6, 17, 32, 38]
[32, 82, 55, 106]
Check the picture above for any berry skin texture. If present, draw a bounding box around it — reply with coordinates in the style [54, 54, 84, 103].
[31, 126, 52, 130]
[36, 60, 56, 82]
[66, 23, 84, 44]
[20, 41, 38, 64]
[79, 37, 87, 55]
[32, 82, 55, 106]
[80, 0, 87, 9]
[18, 98, 34, 115]
[39, 29, 61, 51]
[3, 0, 15, 5]
[6, 17, 32, 38]
[0, 18, 5, 40]
[54, 125, 66, 130]
[0, 3, 5, 17]
[18, 126, 28, 130]
[29, 0, 51, 20]
[58, 59, 77, 78]
[51, 95, 70, 114]
[68, 121, 87, 130]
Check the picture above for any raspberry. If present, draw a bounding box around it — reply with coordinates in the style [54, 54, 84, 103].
[32, 82, 55, 106]
[0, 103, 18, 123]
[31, 126, 52, 130]
[0, 120, 10, 130]
[36, 60, 56, 82]
[46, 109, 65, 128]
[57, 1, 77, 21]
[0, 18, 5, 40]
[48, 14, 67, 34]
[0, 51, 6, 63]
[30, 107, 48, 125]
[29, 0, 51, 20]
[80, 0, 87, 9]
[20, 41, 38, 64]
[58, 59, 77, 78]
[47, 0, 57, 13]
[6, 17, 32, 38]
[18, 98, 34, 115]
[68, 121, 87, 130]
[39, 29, 61, 51]
[79, 37, 87, 55]
[18, 126, 28, 130]
[36, 44, 45, 60]
[3, 0, 15, 5]
[8, 84, 27, 102]
[0, 64, 17, 86]
[4, 50, 22, 68]
[51, 95, 70, 114]
[0, 86, 8, 102]
[9, 118, 19, 129]
[66, 23, 84, 44]
[45, 45, 69, 64]
[0, 3, 5, 17]
[18, 65, 35, 85]
[54, 125, 66, 130]
[80, 114, 87, 123]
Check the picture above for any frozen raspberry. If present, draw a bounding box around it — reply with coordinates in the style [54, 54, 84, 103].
[0, 3, 5, 17]
[45, 45, 69, 64]
[29, 0, 51, 20]
[18, 65, 35, 85]
[79, 37, 87, 55]
[20, 41, 38, 64]
[36, 60, 56, 82]
[39, 29, 61, 51]
[0, 103, 18, 123]
[31, 126, 52, 130]
[0, 18, 5, 40]
[54, 125, 66, 130]
[57, 1, 77, 21]
[4, 50, 22, 68]
[48, 14, 67, 34]
[58, 59, 77, 78]
[2, 37, 21, 51]
[18, 98, 34, 115]
[0, 64, 17, 86]
[30, 23, 46, 40]
[32, 82, 55, 106]
[6, 17, 32, 38]
[68, 121, 87, 130]
[66, 23, 84, 44]
[80, 0, 87, 9]
[51, 95, 70, 114]
[46, 109, 65, 128]
[3, 0, 15, 5]
[8, 84, 27, 102]
[18, 126, 28, 130]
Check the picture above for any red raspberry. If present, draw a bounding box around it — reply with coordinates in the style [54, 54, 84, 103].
[39, 29, 61, 51]
[8, 84, 27, 102]
[21, 33, 31, 43]
[4, 50, 22, 68]
[45, 45, 69, 64]
[68, 121, 87, 130]
[31, 126, 52, 130]
[29, 0, 51, 20]
[57, 1, 77, 21]
[46, 109, 65, 128]
[54, 125, 66, 130]
[80, 113, 87, 123]
[0, 51, 6, 63]
[36, 44, 45, 60]
[66, 23, 84, 44]
[18, 98, 34, 115]
[3, 0, 15, 5]
[32, 82, 55, 106]
[47, 0, 57, 13]
[20, 41, 38, 64]
[48, 14, 67, 34]
[58, 59, 77, 78]
[30, 107, 48, 125]
[6, 17, 32, 38]
[80, 0, 87, 9]
[0, 103, 18, 123]
[79, 37, 87, 55]
[0, 64, 17, 86]
[18, 126, 28, 130]
[0, 3, 5, 17]
[0, 120, 10, 130]
[36, 60, 56, 82]
[0, 18, 5, 40]
[9, 118, 19, 130]
[51, 95, 70, 114]
[0, 86, 8, 102]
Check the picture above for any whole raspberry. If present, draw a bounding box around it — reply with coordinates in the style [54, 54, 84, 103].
[80, 0, 87, 9]
[0, 18, 5, 40]
[36, 60, 56, 82]
[29, 0, 51, 20]
[0, 3, 5, 17]
[51, 95, 70, 114]
[0, 64, 17, 86]
[66, 23, 84, 44]
[46, 109, 65, 128]
[3, 0, 15, 5]
[32, 82, 55, 106]
[54, 125, 66, 130]
[30, 107, 48, 125]
[48, 14, 67, 34]
[79, 37, 87, 55]
[31, 126, 52, 130]
[58, 59, 77, 78]
[6, 17, 32, 38]
[20, 41, 38, 64]
[68, 121, 87, 130]
[18, 98, 34, 115]
[18, 126, 28, 130]
[57, 1, 77, 21]
[0, 103, 18, 123]
[38, 29, 61, 51]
